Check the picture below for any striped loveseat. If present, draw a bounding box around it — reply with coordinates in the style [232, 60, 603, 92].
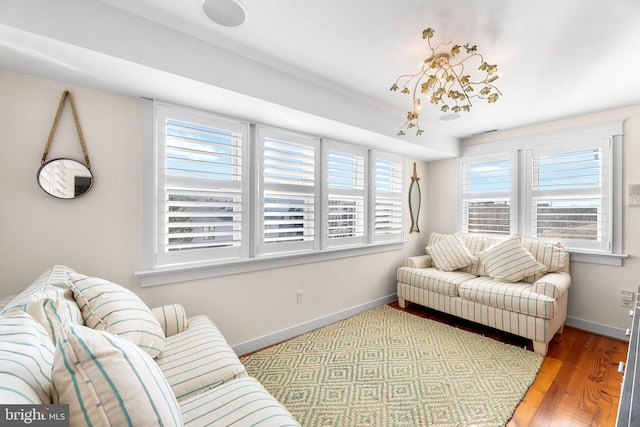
[0, 265, 299, 426]
[397, 233, 571, 355]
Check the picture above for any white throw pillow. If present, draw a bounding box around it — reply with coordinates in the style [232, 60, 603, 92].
[427, 234, 477, 272]
[52, 322, 182, 427]
[479, 234, 548, 282]
[68, 273, 166, 358]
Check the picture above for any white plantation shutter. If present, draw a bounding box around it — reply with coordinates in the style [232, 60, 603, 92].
[324, 141, 367, 248]
[526, 140, 612, 252]
[459, 153, 515, 236]
[258, 127, 320, 255]
[371, 152, 403, 243]
[156, 105, 248, 266]
[143, 100, 410, 283]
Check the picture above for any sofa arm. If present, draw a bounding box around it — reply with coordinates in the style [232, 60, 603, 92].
[531, 272, 571, 299]
[402, 255, 432, 269]
[151, 304, 188, 337]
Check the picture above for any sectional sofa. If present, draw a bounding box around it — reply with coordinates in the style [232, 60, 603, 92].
[0, 265, 299, 426]
[397, 232, 571, 355]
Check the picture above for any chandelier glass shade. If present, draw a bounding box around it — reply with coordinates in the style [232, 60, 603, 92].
[390, 28, 502, 136]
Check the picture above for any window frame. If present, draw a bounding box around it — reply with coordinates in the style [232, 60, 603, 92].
[524, 139, 613, 253]
[370, 151, 405, 244]
[322, 140, 368, 249]
[146, 101, 251, 268]
[457, 121, 625, 265]
[458, 152, 516, 237]
[138, 100, 405, 286]
[256, 126, 321, 257]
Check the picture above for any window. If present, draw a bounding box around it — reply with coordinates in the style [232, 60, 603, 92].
[526, 142, 611, 252]
[257, 127, 320, 255]
[458, 122, 623, 259]
[459, 153, 515, 236]
[154, 103, 249, 267]
[140, 101, 405, 284]
[323, 141, 367, 248]
[371, 151, 404, 243]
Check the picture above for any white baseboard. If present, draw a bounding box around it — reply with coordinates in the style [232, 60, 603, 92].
[233, 294, 398, 356]
[565, 315, 629, 341]
[233, 299, 629, 356]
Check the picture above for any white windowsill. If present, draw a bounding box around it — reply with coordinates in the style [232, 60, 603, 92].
[135, 241, 406, 287]
[567, 250, 629, 266]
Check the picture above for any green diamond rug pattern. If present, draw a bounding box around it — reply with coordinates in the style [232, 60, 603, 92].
[241, 305, 543, 427]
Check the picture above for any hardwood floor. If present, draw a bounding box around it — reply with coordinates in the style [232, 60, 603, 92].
[389, 302, 628, 427]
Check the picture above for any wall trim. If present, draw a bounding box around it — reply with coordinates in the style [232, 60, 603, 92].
[233, 293, 397, 356]
[137, 242, 405, 287]
[565, 315, 629, 341]
[233, 300, 629, 356]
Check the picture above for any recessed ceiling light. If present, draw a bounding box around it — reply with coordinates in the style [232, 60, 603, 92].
[440, 113, 461, 121]
[202, 0, 247, 27]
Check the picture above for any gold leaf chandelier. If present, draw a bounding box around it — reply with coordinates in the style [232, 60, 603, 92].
[390, 27, 502, 136]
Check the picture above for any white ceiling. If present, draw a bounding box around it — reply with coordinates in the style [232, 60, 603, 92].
[1, 0, 640, 158]
[95, 0, 640, 138]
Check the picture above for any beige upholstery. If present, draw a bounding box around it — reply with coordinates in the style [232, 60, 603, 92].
[1, 265, 300, 426]
[398, 233, 571, 355]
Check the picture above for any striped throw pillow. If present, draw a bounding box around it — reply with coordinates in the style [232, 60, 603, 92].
[0, 312, 55, 404]
[427, 233, 477, 272]
[521, 238, 566, 283]
[52, 323, 183, 427]
[68, 273, 166, 358]
[455, 233, 489, 275]
[479, 234, 548, 283]
[0, 295, 16, 311]
[0, 265, 76, 317]
[0, 287, 85, 345]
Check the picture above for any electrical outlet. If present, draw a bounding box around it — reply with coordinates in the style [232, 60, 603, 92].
[297, 290, 304, 304]
[621, 290, 634, 308]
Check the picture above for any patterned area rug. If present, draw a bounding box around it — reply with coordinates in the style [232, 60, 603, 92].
[241, 305, 543, 427]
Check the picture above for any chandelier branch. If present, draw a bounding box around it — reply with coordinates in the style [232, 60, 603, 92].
[390, 27, 502, 136]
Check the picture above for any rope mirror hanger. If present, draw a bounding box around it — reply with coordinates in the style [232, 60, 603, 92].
[37, 90, 93, 199]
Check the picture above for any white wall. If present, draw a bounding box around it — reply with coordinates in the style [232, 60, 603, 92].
[0, 69, 430, 351]
[0, 0, 460, 161]
[425, 105, 640, 337]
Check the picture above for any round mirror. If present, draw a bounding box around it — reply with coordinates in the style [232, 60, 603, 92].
[37, 158, 93, 199]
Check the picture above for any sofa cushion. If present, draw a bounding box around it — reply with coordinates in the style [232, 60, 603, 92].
[179, 376, 300, 426]
[68, 273, 166, 358]
[479, 235, 548, 282]
[458, 277, 558, 319]
[396, 267, 476, 297]
[52, 323, 182, 427]
[0, 312, 54, 404]
[427, 234, 477, 272]
[155, 315, 247, 401]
